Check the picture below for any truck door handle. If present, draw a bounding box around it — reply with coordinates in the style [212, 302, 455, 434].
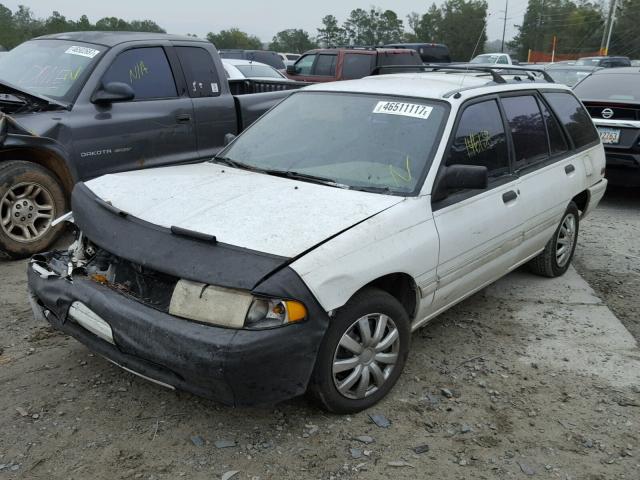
[176, 114, 192, 124]
[502, 190, 518, 203]
[565, 164, 575, 174]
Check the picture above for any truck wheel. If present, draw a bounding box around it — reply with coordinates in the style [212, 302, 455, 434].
[528, 202, 579, 278]
[308, 288, 410, 413]
[0, 161, 68, 259]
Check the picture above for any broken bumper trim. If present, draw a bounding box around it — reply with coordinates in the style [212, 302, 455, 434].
[27, 266, 329, 407]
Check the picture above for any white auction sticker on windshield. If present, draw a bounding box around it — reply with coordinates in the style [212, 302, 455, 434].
[65, 46, 101, 59]
[373, 101, 432, 120]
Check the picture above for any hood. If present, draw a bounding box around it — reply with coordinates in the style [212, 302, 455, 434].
[0, 79, 69, 111]
[85, 162, 404, 258]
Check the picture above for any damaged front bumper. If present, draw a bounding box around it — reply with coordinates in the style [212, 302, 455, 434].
[27, 252, 329, 407]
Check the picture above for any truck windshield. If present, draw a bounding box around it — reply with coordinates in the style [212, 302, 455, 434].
[0, 40, 103, 102]
[222, 92, 448, 195]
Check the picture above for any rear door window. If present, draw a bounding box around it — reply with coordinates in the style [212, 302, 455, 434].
[501, 95, 548, 165]
[102, 47, 177, 100]
[342, 54, 374, 80]
[539, 99, 569, 155]
[176, 46, 220, 98]
[313, 54, 337, 76]
[447, 99, 509, 179]
[543, 92, 599, 148]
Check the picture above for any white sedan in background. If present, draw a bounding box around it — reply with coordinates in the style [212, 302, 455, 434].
[222, 58, 290, 81]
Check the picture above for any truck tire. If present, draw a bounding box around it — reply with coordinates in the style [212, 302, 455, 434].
[0, 161, 68, 259]
[308, 287, 411, 413]
[528, 202, 579, 278]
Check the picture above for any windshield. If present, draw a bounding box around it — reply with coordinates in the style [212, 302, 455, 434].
[0, 40, 103, 102]
[471, 54, 499, 64]
[546, 68, 594, 87]
[221, 92, 448, 194]
[236, 64, 283, 78]
[575, 58, 599, 66]
[573, 73, 640, 101]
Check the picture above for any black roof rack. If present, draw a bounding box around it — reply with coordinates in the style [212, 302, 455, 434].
[370, 64, 555, 84]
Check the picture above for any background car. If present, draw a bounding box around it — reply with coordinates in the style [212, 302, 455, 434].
[219, 49, 285, 70]
[469, 53, 517, 65]
[222, 58, 289, 81]
[278, 52, 300, 66]
[574, 67, 640, 186]
[382, 43, 451, 63]
[544, 64, 601, 86]
[285, 47, 422, 82]
[575, 56, 630, 68]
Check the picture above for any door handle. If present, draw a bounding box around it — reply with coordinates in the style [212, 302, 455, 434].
[502, 190, 518, 203]
[176, 114, 192, 124]
[565, 164, 575, 174]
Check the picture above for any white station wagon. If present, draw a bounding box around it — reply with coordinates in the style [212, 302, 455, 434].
[29, 67, 608, 413]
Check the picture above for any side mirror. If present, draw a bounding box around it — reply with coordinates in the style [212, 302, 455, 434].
[223, 133, 236, 146]
[432, 164, 488, 202]
[92, 82, 135, 105]
[286, 64, 298, 75]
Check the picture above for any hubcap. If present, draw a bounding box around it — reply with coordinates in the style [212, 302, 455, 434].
[0, 182, 55, 243]
[332, 313, 400, 400]
[556, 213, 576, 267]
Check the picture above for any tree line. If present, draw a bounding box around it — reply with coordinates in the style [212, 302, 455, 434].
[0, 4, 164, 50]
[510, 0, 640, 60]
[1, 1, 638, 61]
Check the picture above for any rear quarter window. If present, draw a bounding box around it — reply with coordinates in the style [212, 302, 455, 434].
[543, 91, 599, 149]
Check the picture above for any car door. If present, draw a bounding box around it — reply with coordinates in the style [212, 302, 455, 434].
[174, 45, 237, 160]
[512, 91, 600, 259]
[71, 46, 196, 179]
[431, 97, 523, 311]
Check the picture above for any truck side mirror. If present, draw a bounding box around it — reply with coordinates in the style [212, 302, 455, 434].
[286, 64, 298, 75]
[432, 164, 488, 202]
[92, 82, 135, 105]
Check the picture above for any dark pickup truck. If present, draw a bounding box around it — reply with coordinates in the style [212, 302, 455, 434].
[0, 32, 303, 258]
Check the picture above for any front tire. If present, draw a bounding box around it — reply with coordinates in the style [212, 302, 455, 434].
[528, 202, 580, 278]
[0, 161, 67, 259]
[308, 288, 411, 413]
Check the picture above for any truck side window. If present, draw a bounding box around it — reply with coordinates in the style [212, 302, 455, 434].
[313, 54, 337, 76]
[102, 47, 177, 100]
[176, 47, 221, 98]
[295, 54, 316, 75]
[501, 95, 548, 165]
[543, 92, 599, 148]
[446, 100, 509, 179]
[342, 54, 374, 79]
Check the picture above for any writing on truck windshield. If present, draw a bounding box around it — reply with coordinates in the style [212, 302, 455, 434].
[0, 40, 103, 101]
[222, 92, 448, 194]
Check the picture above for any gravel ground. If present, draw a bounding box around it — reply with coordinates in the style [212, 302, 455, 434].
[1, 186, 639, 480]
[574, 185, 640, 342]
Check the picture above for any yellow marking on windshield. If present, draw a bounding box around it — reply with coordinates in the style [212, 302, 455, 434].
[389, 155, 413, 184]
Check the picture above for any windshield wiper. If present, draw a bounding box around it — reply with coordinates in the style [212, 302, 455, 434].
[349, 185, 394, 194]
[262, 169, 348, 188]
[210, 156, 256, 171]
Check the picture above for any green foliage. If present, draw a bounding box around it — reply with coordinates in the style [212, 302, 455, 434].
[269, 29, 317, 53]
[317, 15, 347, 47]
[343, 7, 404, 45]
[610, 0, 640, 58]
[0, 3, 165, 50]
[206, 28, 263, 50]
[509, 0, 606, 60]
[408, 1, 487, 60]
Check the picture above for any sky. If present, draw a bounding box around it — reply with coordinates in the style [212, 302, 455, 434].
[2, 0, 531, 43]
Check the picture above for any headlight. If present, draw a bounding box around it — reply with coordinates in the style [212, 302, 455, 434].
[169, 279, 307, 329]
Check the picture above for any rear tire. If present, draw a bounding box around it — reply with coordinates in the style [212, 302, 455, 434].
[528, 202, 579, 278]
[308, 287, 411, 413]
[0, 161, 67, 259]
